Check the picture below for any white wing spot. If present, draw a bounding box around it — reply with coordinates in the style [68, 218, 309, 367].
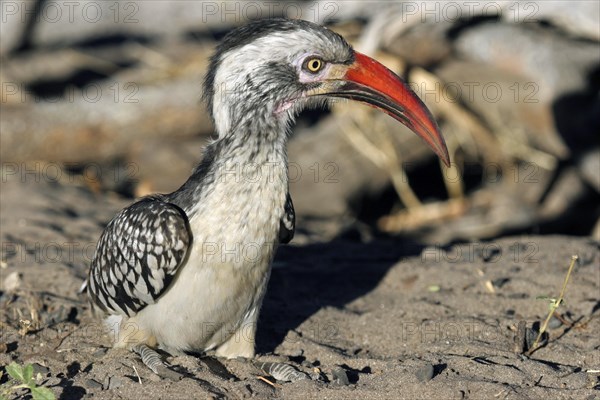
[134, 279, 154, 304]
[155, 231, 164, 245]
[147, 254, 158, 271]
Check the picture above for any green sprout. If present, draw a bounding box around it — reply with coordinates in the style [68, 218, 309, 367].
[0, 362, 55, 400]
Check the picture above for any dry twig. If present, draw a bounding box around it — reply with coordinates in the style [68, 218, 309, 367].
[257, 375, 281, 388]
[526, 255, 578, 355]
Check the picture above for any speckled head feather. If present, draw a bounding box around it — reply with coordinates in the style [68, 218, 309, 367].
[202, 18, 354, 126]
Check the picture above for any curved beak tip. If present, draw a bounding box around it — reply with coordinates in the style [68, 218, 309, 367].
[430, 128, 451, 167]
[340, 51, 451, 167]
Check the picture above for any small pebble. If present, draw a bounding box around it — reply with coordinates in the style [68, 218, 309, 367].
[491, 278, 510, 288]
[508, 293, 529, 299]
[93, 348, 108, 358]
[2, 271, 22, 293]
[415, 363, 435, 382]
[32, 363, 51, 377]
[548, 316, 563, 330]
[525, 327, 537, 350]
[201, 357, 238, 381]
[331, 367, 350, 385]
[44, 377, 62, 386]
[480, 247, 501, 262]
[107, 376, 122, 390]
[525, 326, 548, 350]
[85, 378, 104, 390]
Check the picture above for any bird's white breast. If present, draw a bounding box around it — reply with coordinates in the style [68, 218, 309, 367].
[132, 152, 288, 353]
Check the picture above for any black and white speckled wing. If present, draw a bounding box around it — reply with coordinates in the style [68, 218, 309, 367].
[279, 192, 295, 244]
[88, 195, 190, 317]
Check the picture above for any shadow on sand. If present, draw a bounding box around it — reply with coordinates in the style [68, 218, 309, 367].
[256, 237, 426, 354]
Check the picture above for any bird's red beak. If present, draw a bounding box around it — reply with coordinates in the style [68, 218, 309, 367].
[332, 52, 450, 166]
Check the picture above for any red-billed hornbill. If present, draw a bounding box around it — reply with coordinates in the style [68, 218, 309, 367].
[87, 18, 449, 378]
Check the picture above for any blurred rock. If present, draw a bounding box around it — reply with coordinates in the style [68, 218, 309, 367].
[289, 115, 389, 219]
[454, 22, 598, 102]
[28, 0, 294, 49]
[384, 21, 453, 66]
[538, 167, 589, 221]
[331, 367, 350, 385]
[1, 41, 213, 164]
[2, 271, 22, 293]
[499, 1, 600, 41]
[129, 137, 207, 196]
[578, 149, 600, 193]
[0, 0, 36, 55]
[434, 60, 570, 160]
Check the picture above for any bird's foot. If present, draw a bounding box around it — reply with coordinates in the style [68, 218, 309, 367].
[132, 343, 183, 381]
[199, 355, 313, 383]
[253, 360, 313, 383]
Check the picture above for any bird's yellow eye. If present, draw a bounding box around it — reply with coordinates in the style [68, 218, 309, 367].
[304, 57, 324, 73]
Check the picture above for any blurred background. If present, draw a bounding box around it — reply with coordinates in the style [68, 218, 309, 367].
[2, 0, 599, 245]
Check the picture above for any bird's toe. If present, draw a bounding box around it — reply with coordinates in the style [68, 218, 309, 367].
[132, 343, 183, 381]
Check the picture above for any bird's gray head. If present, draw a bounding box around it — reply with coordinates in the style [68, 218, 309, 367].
[203, 18, 450, 165]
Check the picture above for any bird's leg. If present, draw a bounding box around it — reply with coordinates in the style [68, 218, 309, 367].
[215, 312, 259, 359]
[212, 314, 313, 383]
[132, 343, 183, 381]
[214, 330, 256, 359]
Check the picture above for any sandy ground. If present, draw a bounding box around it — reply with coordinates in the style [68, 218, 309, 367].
[1, 177, 599, 399]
